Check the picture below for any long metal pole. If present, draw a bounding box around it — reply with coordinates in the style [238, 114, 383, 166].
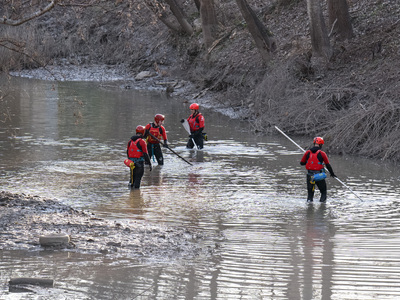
[148, 132, 193, 166]
[275, 126, 363, 201]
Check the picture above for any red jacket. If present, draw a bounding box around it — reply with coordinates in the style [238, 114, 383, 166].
[187, 112, 205, 132]
[300, 148, 330, 171]
[127, 137, 148, 158]
[145, 123, 167, 144]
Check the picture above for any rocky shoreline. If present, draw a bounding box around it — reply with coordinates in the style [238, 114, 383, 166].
[9, 62, 194, 94]
[9, 62, 246, 120]
[0, 191, 210, 260]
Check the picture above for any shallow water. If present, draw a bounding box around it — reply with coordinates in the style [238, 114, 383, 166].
[1, 76, 400, 299]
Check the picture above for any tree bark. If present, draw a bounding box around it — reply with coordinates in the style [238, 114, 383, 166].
[199, 0, 218, 49]
[327, 0, 353, 40]
[235, 0, 276, 62]
[306, 0, 332, 64]
[157, 12, 184, 33]
[144, 0, 193, 35]
[0, 0, 57, 26]
[165, 0, 194, 35]
[194, 0, 201, 11]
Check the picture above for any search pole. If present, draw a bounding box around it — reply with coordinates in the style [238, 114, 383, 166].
[275, 126, 363, 201]
[147, 132, 193, 166]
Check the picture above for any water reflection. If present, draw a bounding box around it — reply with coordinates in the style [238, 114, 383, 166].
[1, 76, 400, 299]
[128, 189, 145, 215]
[302, 204, 335, 300]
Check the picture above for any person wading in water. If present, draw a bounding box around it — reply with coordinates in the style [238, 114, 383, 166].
[127, 125, 152, 188]
[300, 137, 336, 202]
[144, 114, 168, 165]
[181, 103, 206, 149]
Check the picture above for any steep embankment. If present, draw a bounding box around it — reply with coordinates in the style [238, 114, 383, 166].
[4, 0, 400, 160]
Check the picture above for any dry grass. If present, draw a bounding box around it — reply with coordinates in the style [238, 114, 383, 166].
[1, 0, 400, 161]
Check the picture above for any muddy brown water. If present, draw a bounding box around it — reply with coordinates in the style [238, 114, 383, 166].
[1, 76, 400, 299]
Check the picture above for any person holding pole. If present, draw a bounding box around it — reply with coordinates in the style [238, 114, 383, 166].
[144, 114, 168, 165]
[126, 125, 152, 189]
[180, 103, 206, 149]
[300, 137, 336, 202]
[275, 126, 362, 201]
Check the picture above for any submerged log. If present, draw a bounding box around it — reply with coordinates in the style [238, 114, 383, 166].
[9, 277, 54, 287]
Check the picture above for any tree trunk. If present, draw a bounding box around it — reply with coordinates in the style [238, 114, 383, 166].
[165, 0, 194, 35]
[144, 0, 193, 35]
[157, 12, 184, 33]
[235, 0, 276, 63]
[327, 0, 353, 40]
[194, 0, 201, 11]
[306, 0, 332, 64]
[199, 0, 218, 49]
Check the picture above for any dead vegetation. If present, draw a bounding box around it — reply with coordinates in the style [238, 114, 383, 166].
[241, 0, 400, 161]
[1, 0, 400, 161]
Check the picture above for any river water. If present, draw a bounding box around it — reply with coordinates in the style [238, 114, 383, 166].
[1, 76, 400, 299]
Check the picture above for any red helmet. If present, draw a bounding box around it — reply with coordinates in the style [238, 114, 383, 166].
[189, 103, 199, 110]
[136, 125, 145, 135]
[313, 137, 324, 145]
[154, 114, 165, 123]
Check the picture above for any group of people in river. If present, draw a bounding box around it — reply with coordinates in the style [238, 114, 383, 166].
[126, 103, 205, 189]
[125, 101, 337, 202]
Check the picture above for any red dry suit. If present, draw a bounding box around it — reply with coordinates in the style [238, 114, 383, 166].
[187, 113, 205, 132]
[127, 137, 149, 159]
[126, 135, 151, 189]
[144, 123, 167, 144]
[300, 149, 330, 171]
[300, 146, 336, 203]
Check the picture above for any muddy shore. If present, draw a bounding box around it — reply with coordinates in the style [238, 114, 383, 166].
[2, 65, 217, 262]
[0, 191, 210, 260]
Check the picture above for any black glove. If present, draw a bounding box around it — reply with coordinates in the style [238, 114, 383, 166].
[180, 119, 185, 123]
[330, 172, 336, 178]
[163, 141, 168, 148]
[149, 164, 152, 171]
[189, 134, 195, 138]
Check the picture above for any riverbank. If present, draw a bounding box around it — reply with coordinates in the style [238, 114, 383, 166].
[9, 62, 245, 120]
[0, 191, 210, 260]
[2, 0, 400, 161]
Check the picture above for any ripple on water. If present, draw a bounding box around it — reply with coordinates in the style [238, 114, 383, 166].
[2, 77, 400, 298]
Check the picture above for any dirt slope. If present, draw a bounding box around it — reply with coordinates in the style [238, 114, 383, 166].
[4, 0, 400, 160]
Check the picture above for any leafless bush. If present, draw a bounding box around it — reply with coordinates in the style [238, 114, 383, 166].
[0, 23, 58, 71]
[249, 64, 400, 161]
[327, 97, 400, 161]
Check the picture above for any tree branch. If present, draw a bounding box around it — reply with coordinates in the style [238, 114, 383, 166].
[0, 0, 57, 26]
[0, 38, 60, 80]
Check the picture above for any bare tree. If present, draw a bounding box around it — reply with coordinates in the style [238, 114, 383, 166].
[306, 0, 332, 64]
[193, 0, 200, 11]
[199, 0, 218, 49]
[165, 0, 193, 35]
[327, 0, 353, 40]
[144, 0, 193, 35]
[0, 1, 57, 26]
[0, 0, 61, 71]
[235, 0, 276, 63]
[144, 0, 182, 32]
